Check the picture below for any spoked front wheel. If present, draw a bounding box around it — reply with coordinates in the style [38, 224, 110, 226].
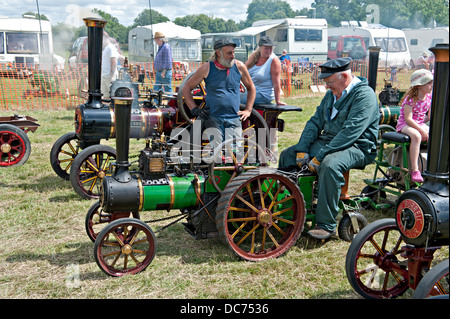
[94, 218, 157, 277]
[85, 201, 140, 242]
[345, 218, 410, 299]
[216, 169, 305, 262]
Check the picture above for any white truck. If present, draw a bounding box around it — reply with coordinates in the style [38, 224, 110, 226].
[328, 23, 411, 68]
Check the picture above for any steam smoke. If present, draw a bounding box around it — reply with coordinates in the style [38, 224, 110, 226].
[64, 4, 101, 28]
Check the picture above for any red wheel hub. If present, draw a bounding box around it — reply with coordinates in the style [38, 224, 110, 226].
[0, 130, 26, 166]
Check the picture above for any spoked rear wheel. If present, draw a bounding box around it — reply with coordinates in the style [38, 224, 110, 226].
[50, 132, 80, 180]
[345, 218, 410, 299]
[94, 218, 157, 277]
[70, 144, 116, 199]
[216, 169, 305, 261]
[177, 72, 207, 124]
[208, 137, 268, 193]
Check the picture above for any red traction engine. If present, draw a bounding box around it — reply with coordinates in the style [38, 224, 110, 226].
[345, 44, 449, 299]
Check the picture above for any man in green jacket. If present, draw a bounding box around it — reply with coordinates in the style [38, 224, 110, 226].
[279, 57, 379, 239]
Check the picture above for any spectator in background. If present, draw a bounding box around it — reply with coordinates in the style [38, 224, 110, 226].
[279, 49, 292, 74]
[241, 36, 285, 105]
[153, 31, 173, 92]
[427, 53, 435, 71]
[101, 31, 119, 99]
[279, 49, 291, 64]
[415, 52, 429, 70]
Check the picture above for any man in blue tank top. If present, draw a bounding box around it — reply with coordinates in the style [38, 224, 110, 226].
[182, 38, 255, 147]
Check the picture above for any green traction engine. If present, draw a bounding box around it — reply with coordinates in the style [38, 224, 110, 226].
[88, 85, 306, 277]
[86, 84, 369, 277]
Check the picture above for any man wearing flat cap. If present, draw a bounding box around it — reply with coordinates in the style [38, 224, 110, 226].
[182, 38, 255, 145]
[153, 31, 173, 92]
[279, 57, 379, 239]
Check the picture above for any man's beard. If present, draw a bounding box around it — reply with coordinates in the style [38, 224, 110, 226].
[218, 55, 235, 68]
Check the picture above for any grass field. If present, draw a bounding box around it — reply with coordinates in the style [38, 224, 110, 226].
[0, 96, 447, 301]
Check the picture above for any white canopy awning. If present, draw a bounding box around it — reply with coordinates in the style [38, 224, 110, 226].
[238, 22, 284, 36]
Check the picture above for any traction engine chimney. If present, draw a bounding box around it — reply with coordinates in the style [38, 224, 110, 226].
[83, 17, 107, 108]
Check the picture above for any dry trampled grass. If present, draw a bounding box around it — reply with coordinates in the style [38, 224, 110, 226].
[1, 98, 447, 300]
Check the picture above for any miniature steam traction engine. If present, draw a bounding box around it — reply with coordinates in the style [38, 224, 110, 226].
[87, 82, 372, 277]
[345, 44, 449, 299]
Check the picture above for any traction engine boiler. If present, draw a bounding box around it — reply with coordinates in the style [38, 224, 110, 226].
[74, 18, 178, 148]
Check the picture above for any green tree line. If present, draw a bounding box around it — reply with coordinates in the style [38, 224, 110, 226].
[46, 0, 448, 45]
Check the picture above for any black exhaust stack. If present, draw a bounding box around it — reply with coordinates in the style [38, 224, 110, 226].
[111, 88, 133, 183]
[83, 18, 107, 108]
[367, 46, 381, 92]
[423, 44, 449, 185]
[100, 87, 140, 213]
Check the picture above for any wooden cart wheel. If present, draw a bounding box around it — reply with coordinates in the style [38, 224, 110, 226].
[177, 72, 207, 124]
[345, 218, 410, 299]
[69, 144, 116, 200]
[94, 218, 157, 277]
[208, 137, 268, 193]
[85, 201, 140, 242]
[216, 169, 305, 261]
[50, 132, 81, 180]
[0, 124, 31, 167]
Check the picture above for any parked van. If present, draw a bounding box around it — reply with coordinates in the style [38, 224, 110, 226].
[327, 35, 366, 60]
[328, 23, 411, 68]
[201, 33, 248, 62]
[239, 17, 328, 61]
[403, 27, 449, 61]
[128, 22, 201, 63]
[0, 17, 53, 74]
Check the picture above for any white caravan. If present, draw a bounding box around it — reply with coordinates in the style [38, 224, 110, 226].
[239, 17, 328, 61]
[0, 17, 53, 66]
[403, 27, 449, 61]
[128, 22, 202, 63]
[328, 23, 411, 68]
